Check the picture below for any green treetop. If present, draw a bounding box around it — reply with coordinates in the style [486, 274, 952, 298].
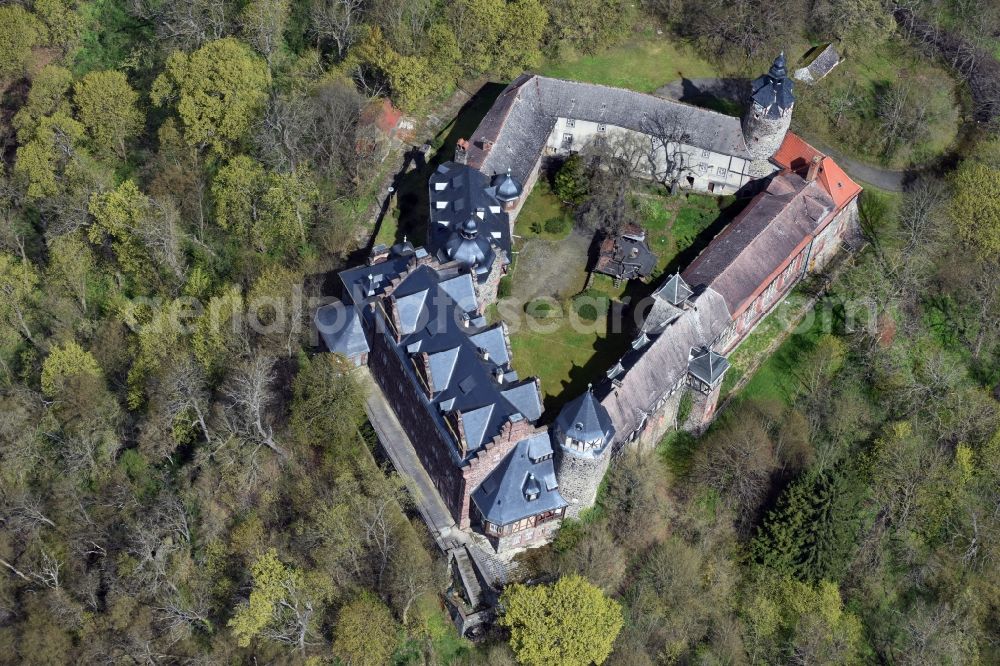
[151, 38, 271, 154]
[500, 574, 624, 666]
[74, 70, 144, 158]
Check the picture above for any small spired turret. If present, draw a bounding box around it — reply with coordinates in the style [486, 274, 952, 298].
[552, 384, 616, 518]
[442, 216, 496, 280]
[742, 52, 795, 176]
[491, 168, 524, 212]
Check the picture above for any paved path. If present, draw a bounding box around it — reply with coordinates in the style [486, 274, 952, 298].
[359, 368, 466, 552]
[656, 77, 908, 192]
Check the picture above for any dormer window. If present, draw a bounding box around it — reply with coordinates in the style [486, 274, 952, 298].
[523, 473, 541, 502]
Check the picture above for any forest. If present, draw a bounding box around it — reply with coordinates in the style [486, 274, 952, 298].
[0, 0, 998, 664]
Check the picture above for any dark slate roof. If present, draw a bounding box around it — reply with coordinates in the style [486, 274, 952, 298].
[595, 287, 732, 438]
[428, 162, 511, 277]
[594, 230, 658, 280]
[750, 53, 795, 118]
[379, 263, 544, 462]
[491, 169, 523, 202]
[314, 302, 370, 357]
[441, 218, 497, 277]
[338, 250, 415, 305]
[654, 272, 693, 306]
[465, 74, 753, 186]
[688, 346, 730, 385]
[555, 387, 615, 455]
[471, 433, 566, 527]
[682, 172, 834, 316]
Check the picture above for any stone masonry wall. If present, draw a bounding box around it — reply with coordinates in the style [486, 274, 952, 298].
[494, 518, 562, 552]
[742, 103, 792, 176]
[555, 447, 611, 519]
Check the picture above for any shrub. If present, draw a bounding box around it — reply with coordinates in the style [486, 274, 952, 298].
[497, 276, 512, 299]
[525, 299, 559, 319]
[572, 290, 608, 321]
[544, 215, 569, 235]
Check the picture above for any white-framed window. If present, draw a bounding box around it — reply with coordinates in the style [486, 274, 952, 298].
[717, 166, 727, 177]
[702, 149, 710, 158]
[565, 118, 576, 128]
[597, 123, 607, 133]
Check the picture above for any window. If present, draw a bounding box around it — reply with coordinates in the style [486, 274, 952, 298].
[597, 123, 607, 133]
[565, 118, 575, 128]
[561, 133, 573, 150]
[717, 166, 727, 177]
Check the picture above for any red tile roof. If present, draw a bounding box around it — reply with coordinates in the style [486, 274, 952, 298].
[772, 133, 862, 211]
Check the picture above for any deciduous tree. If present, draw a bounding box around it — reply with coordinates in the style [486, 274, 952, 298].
[331, 593, 400, 666]
[500, 574, 623, 666]
[73, 70, 144, 159]
[151, 38, 271, 154]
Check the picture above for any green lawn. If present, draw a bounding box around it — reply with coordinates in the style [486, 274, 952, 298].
[514, 180, 573, 240]
[635, 192, 739, 278]
[509, 303, 633, 416]
[540, 30, 719, 93]
[718, 289, 816, 404]
[792, 37, 962, 169]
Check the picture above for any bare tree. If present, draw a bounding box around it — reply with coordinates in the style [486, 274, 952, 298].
[162, 354, 213, 444]
[222, 356, 287, 457]
[129, 0, 228, 50]
[309, 0, 366, 59]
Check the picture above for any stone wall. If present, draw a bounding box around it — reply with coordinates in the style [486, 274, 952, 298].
[742, 102, 792, 175]
[368, 311, 467, 520]
[543, 119, 755, 195]
[810, 198, 860, 271]
[555, 447, 611, 519]
[493, 518, 562, 552]
[473, 249, 506, 307]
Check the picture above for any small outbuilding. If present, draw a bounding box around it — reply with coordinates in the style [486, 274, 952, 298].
[794, 44, 842, 84]
[593, 223, 657, 284]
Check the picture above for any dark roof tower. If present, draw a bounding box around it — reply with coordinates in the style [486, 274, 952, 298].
[491, 168, 523, 203]
[750, 52, 795, 119]
[742, 52, 796, 173]
[442, 215, 496, 278]
[554, 384, 615, 453]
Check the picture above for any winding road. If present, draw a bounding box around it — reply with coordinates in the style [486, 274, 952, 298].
[656, 77, 909, 192]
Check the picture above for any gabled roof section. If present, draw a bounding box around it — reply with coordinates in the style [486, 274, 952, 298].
[688, 347, 730, 385]
[471, 434, 566, 527]
[682, 171, 835, 315]
[595, 287, 732, 438]
[654, 272, 693, 306]
[438, 272, 478, 314]
[501, 380, 543, 423]
[469, 326, 510, 367]
[427, 347, 461, 393]
[461, 404, 496, 450]
[465, 74, 753, 186]
[772, 133, 862, 211]
[314, 302, 370, 357]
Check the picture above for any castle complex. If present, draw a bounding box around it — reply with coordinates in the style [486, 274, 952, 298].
[315, 54, 862, 552]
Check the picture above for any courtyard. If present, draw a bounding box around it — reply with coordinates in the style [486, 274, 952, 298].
[503, 180, 748, 415]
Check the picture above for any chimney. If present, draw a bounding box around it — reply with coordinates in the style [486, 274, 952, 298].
[461, 312, 471, 328]
[494, 367, 504, 384]
[455, 138, 469, 165]
[479, 347, 489, 362]
[806, 155, 822, 182]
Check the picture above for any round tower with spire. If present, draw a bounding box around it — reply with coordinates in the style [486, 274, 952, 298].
[552, 385, 616, 518]
[742, 52, 795, 176]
